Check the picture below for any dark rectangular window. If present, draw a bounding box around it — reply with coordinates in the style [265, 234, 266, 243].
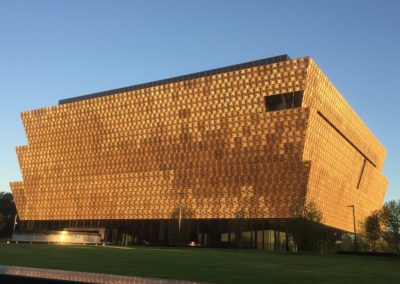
[264, 91, 303, 112]
[265, 95, 284, 111]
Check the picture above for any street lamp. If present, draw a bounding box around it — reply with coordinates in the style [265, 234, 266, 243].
[12, 214, 18, 236]
[347, 205, 357, 251]
[178, 191, 184, 247]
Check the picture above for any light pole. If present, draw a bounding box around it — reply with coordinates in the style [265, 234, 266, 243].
[12, 214, 18, 236]
[178, 191, 183, 247]
[347, 205, 357, 251]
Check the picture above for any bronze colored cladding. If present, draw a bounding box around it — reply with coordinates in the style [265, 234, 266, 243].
[10, 56, 387, 232]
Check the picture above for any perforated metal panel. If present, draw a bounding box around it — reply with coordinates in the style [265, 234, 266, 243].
[10, 56, 387, 232]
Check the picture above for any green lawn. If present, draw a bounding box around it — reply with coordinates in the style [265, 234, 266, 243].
[0, 244, 399, 283]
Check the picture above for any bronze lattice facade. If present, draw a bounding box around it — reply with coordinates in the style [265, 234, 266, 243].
[11, 55, 387, 234]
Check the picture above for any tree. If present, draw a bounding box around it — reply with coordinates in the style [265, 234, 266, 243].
[229, 208, 249, 249]
[379, 200, 400, 252]
[363, 210, 381, 251]
[363, 200, 400, 253]
[0, 192, 17, 238]
[287, 201, 325, 251]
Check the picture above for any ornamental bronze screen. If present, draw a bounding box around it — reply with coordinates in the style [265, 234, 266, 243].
[10, 55, 387, 232]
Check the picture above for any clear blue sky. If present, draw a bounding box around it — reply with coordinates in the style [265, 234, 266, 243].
[0, 0, 399, 201]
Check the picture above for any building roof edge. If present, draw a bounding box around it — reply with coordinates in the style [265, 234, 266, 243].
[59, 54, 291, 105]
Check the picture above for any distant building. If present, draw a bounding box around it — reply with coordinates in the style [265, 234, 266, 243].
[10, 55, 387, 248]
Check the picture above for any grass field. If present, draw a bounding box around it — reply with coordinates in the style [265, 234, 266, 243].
[0, 244, 399, 283]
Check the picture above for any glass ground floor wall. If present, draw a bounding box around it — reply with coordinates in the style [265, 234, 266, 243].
[16, 219, 338, 251]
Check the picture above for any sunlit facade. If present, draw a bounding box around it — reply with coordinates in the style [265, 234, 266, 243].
[10, 55, 387, 247]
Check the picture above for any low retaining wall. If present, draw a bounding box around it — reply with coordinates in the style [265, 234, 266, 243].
[0, 265, 197, 284]
[12, 231, 101, 244]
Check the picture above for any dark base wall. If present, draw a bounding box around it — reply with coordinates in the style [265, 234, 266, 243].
[16, 219, 340, 251]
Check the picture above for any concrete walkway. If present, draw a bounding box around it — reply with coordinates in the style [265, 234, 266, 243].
[0, 265, 200, 283]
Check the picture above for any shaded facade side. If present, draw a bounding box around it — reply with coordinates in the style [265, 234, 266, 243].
[16, 218, 307, 249]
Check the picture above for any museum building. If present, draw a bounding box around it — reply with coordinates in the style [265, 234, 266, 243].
[10, 55, 388, 248]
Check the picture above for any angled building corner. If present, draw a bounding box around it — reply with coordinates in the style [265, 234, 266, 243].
[302, 57, 388, 232]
